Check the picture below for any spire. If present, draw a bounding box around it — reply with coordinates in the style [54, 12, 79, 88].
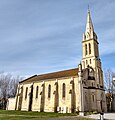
[85, 8, 94, 35]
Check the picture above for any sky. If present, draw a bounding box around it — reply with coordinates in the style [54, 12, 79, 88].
[0, 0, 115, 78]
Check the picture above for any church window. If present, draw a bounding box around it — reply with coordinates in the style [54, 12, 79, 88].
[98, 69, 101, 84]
[89, 43, 91, 54]
[21, 87, 23, 94]
[85, 94, 88, 108]
[85, 44, 88, 55]
[90, 59, 91, 64]
[62, 83, 66, 98]
[83, 61, 85, 68]
[92, 94, 95, 102]
[86, 60, 88, 65]
[25, 87, 28, 99]
[36, 86, 39, 98]
[48, 85, 51, 98]
[92, 82, 93, 87]
[85, 94, 87, 102]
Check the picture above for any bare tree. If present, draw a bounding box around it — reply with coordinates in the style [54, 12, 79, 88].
[0, 73, 11, 98]
[0, 72, 23, 109]
[0, 73, 23, 98]
[104, 68, 115, 112]
[104, 69, 113, 93]
[9, 75, 22, 97]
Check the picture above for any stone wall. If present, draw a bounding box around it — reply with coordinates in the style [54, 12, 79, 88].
[15, 76, 80, 113]
[7, 98, 16, 110]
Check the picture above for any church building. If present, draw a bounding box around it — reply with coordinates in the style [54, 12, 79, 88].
[9, 9, 107, 115]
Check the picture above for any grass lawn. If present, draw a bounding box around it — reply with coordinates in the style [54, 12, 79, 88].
[0, 110, 96, 120]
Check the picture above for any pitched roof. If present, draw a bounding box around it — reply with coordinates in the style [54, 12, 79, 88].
[19, 68, 78, 84]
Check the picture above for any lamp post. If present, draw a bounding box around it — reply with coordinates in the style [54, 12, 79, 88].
[100, 112, 104, 120]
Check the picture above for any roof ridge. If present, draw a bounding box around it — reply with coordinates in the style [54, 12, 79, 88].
[37, 68, 78, 76]
[20, 68, 78, 83]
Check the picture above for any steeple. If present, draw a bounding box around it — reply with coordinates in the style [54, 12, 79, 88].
[81, 8, 105, 93]
[82, 8, 100, 69]
[85, 8, 94, 35]
[82, 8, 97, 41]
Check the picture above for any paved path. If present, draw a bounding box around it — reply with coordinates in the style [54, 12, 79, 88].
[47, 113, 115, 120]
[85, 113, 115, 120]
[48, 116, 85, 120]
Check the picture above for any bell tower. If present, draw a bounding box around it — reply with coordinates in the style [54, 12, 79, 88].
[82, 9, 104, 87]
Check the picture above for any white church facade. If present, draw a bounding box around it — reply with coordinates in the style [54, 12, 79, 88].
[7, 9, 107, 114]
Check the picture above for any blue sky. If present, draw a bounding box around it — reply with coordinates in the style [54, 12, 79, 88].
[0, 0, 115, 78]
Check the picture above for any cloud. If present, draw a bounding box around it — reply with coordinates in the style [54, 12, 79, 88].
[0, 0, 115, 76]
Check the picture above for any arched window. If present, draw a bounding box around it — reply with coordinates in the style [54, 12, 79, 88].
[48, 85, 51, 98]
[98, 69, 101, 84]
[85, 94, 87, 102]
[25, 87, 28, 99]
[89, 43, 91, 54]
[62, 83, 66, 98]
[85, 44, 88, 55]
[21, 86, 23, 94]
[92, 94, 95, 102]
[90, 59, 91, 64]
[86, 60, 88, 65]
[36, 86, 39, 98]
[85, 93, 88, 108]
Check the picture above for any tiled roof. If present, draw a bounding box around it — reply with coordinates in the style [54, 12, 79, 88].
[19, 68, 78, 84]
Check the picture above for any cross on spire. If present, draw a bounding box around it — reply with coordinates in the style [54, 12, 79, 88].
[88, 5, 90, 11]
